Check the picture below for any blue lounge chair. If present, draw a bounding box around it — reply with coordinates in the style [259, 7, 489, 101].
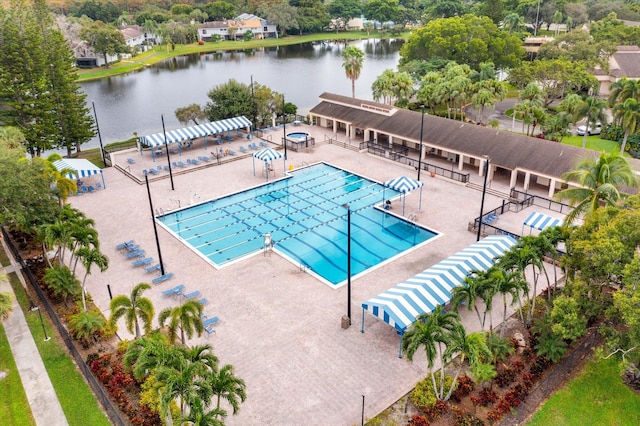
[162, 284, 185, 297]
[239, 146, 247, 153]
[132, 257, 153, 267]
[259, 141, 268, 147]
[88, 185, 96, 192]
[145, 263, 161, 273]
[126, 244, 140, 252]
[199, 156, 210, 162]
[125, 249, 145, 259]
[127, 158, 135, 164]
[183, 290, 201, 300]
[148, 168, 158, 175]
[228, 150, 236, 156]
[164, 165, 171, 171]
[191, 158, 200, 165]
[205, 326, 216, 336]
[197, 298, 208, 306]
[203, 316, 219, 327]
[116, 240, 134, 250]
[177, 161, 187, 168]
[152, 272, 174, 284]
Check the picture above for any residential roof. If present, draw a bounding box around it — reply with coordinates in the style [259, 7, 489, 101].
[310, 93, 599, 180]
[610, 46, 640, 79]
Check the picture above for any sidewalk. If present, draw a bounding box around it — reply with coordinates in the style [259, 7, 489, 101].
[1, 250, 68, 426]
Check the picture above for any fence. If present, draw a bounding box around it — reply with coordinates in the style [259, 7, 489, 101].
[510, 188, 574, 215]
[1, 227, 127, 426]
[365, 142, 471, 184]
[282, 135, 315, 152]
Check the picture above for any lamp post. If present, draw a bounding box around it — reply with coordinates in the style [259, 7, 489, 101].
[477, 156, 490, 242]
[92, 101, 105, 166]
[161, 114, 175, 190]
[344, 203, 352, 325]
[282, 97, 288, 160]
[145, 174, 166, 276]
[250, 75, 257, 135]
[31, 306, 50, 341]
[417, 105, 425, 181]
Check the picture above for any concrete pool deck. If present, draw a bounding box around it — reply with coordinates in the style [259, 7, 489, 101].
[69, 125, 564, 425]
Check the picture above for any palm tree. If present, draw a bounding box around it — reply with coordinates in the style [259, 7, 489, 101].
[76, 247, 109, 311]
[575, 96, 608, 148]
[487, 266, 526, 337]
[69, 309, 106, 344]
[372, 69, 395, 104]
[443, 323, 491, 400]
[535, 333, 567, 363]
[109, 283, 155, 339]
[206, 364, 247, 417]
[156, 362, 202, 419]
[43, 265, 80, 305]
[608, 77, 640, 107]
[613, 98, 640, 154]
[555, 151, 638, 224]
[159, 299, 204, 345]
[341, 46, 365, 98]
[179, 398, 226, 426]
[486, 333, 514, 367]
[0, 291, 13, 320]
[503, 12, 524, 34]
[124, 333, 183, 380]
[451, 271, 489, 331]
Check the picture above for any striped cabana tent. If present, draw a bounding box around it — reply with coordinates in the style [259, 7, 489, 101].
[138, 116, 252, 161]
[361, 235, 517, 357]
[521, 211, 563, 234]
[383, 176, 423, 215]
[53, 158, 106, 189]
[252, 147, 284, 181]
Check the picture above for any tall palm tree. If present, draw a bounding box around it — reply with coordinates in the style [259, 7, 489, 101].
[109, 282, 155, 339]
[206, 364, 247, 417]
[179, 398, 226, 426]
[486, 266, 526, 337]
[451, 271, 490, 331]
[156, 362, 202, 419]
[341, 46, 365, 98]
[613, 98, 640, 154]
[443, 323, 491, 400]
[76, 247, 109, 311]
[159, 299, 204, 345]
[124, 333, 182, 380]
[555, 151, 638, 224]
[608, 77, 640, 107]
[503, 12, 524, 34]
[576, 96, 608, 148]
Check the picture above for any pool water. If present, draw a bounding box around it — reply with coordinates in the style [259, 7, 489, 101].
[286, 132, 309, 140]
[157, 163, 437, 286]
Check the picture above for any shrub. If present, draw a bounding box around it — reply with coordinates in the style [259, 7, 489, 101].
[454, 413, 486, 426]
[470, 388, 497, 407]
[601, 123, 624, 142]
[409, 414, 430, 426]
[423, 400, 448, 421]
[410, 376, 453, 409]
[451, 374, 475, 401]
[494, 367, 517, 388]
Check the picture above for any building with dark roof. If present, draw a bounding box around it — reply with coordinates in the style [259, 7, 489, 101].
[310, 93, 601, 197]
[592, 45, 640, 97]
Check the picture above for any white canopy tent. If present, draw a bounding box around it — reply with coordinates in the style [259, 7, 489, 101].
[53, 158, 106, 189]
[252, 148, 285, 181]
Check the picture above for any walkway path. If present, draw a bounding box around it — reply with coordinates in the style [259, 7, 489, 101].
[1, 239, 68, 426]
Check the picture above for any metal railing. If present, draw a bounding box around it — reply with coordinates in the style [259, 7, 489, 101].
[1, 227, 126, 426]
[510, 189, 574, 214]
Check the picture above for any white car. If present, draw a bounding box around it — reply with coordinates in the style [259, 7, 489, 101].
[576, 123, 602, 136]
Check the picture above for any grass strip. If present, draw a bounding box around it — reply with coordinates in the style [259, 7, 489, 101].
[527, 357, 640, 426]
[0, 323, 35, 426]
[7, 272, 111, 426]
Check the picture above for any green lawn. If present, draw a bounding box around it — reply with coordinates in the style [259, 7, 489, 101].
[528, 357, 640, 426]
[7, 273, 111, 426]
[561, 135, 622, 154]
[0, 324, 35, 426]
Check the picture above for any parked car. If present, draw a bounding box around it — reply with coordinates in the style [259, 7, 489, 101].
[576, 123, 602, 136]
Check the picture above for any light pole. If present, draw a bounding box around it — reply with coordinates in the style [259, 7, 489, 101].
[417, 105, 425, 181]
[250, 75, 257, 135]
[161, 114, 175, 190]
[145, 173, 166, 276]
[92, 101, 105, 166]
[344, 203, 352, 325]
[31, 306, 50, 341]
[477, 156, 490, 242]
[282, 97, 288, 160]
[534, 0, 541, 36]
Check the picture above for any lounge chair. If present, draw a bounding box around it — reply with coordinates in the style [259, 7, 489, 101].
[152, 272, 174, 284]
[88, 186, 96, 192]
[183, 290, 201, 300]
[148, 168, 158, 175]
[197, 298, 208, 306]
[164, 165, 171, 171]
[125, 249, 145, 259]
[203, 316, 219, 327]
[127, 158, 135, 164]
[228, 150, 236, 156]
[239, 146, 247, 153]
[162, 284, 185, 297]
[177, 161, 187, 168]
[116, 240, 135, 250]
[145, 263, 161, 273]
[190, 158, 200, 165]
[204, 326, 215, 336]
[126, 244, 140, 252]
[199, 156, 210, 162]
[132, 257, 153, 267]
[259, 141, 268, 147]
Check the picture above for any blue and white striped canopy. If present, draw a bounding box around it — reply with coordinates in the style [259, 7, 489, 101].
[52, 159, 102, 179]
[523, 211, 562, 232]
[139, 116, 252, 147]
[362, 235, 517, 334]
[383, 176, 423, 193]
[253, 147, 283, 162]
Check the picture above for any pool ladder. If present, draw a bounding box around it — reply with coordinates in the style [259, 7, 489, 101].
[407, 213, 418, 223]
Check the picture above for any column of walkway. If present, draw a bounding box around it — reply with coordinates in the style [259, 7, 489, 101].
[1, 238, 68, 426]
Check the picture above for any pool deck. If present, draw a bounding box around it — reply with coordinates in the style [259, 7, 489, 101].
[69, 124, 564, 425]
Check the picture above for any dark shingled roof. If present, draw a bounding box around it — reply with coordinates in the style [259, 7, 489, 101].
[611, 46, 640, 79]
[311, 93, 599, 180]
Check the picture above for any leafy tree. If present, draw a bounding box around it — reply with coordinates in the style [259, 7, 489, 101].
[502, 12, 524, 34]
[109, 283, 155, 339]
[424, 0, 466, 21]
[40, 153, 77, 206]
[326, 0, 362, 32]
[68, 0, 121, 22]
[43, 265, 80, 305]
[612, 98, 640, 154]
[205, 79, 253, 122]
[537, 29, 616, 70]
[202, 1, 237, 21]
[341, 46, 365, 98]
[400, 15, 523, 71]
[0, 291, 13, 321]
[258, 1, 299, 37]
[291, 0, 330, 34]
[549, 295, 587, 341]
[555, 151, 638, 224]
[171, 4, 193, 16]
[364, 0, 400, 26]
[372, 69, 414, 105]
[175, 104, 207, 126]
[159, 299, 204, 345]
[69, 308, 106, 344]
[80, 20, 127, 68]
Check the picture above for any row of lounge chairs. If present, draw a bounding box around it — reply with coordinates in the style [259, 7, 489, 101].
[482, 213, 499, 224]
[117, 240, 161, 272]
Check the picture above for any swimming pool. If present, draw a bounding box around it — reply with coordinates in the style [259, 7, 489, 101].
[157, 163, 438, 286]
[286, 132, 309, 140]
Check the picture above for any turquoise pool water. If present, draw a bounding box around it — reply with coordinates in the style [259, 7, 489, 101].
[157, 163, 437, 286]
